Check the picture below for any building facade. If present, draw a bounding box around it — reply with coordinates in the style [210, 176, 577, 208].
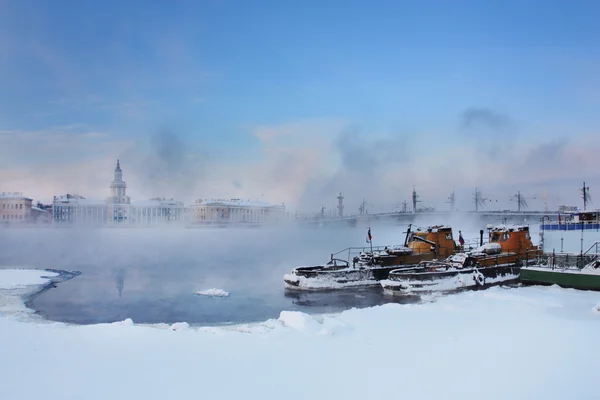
[53, 160, 185, 226]
[0, 192, 33, 224]
[190, 198, 286, 225]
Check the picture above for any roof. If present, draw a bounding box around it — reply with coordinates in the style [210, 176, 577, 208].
[131, 198, 184, 207]
[193, 198, 285, 208]
[487, 224, 530, 232]
[414, 225, 452, 233]
[53, 194, 104, 206]
[0, 192, 32, 201]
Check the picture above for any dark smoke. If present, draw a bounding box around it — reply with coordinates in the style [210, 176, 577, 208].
[297, 127, 411, 212]
[122, 127, 208, 198]
[458, 107, 518, 162]
[460, 107, 516, 132]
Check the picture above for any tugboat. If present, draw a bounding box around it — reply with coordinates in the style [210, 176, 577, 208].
[380, 225, 541, 296]
[283, 225, 459, 290]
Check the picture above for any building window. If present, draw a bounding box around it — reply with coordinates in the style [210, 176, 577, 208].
[20, 204, 22, 209]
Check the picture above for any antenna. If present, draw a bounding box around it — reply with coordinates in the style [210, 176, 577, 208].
[581, 182, 592, 211]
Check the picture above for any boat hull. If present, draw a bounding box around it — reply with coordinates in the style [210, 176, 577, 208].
[520, 267, 600, 291]
[284, 265, 422, 290]
[381, 264, 523, 296]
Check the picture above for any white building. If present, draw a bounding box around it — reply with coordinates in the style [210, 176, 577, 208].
[53, 160, 185, 226]
[0, 192, 33, 224]
[190, 198, 285, 226]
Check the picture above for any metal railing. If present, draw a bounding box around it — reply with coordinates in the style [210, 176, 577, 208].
[537, 242, 600, 270]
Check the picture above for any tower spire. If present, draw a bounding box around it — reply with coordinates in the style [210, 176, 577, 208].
[109, 159, 129, 204]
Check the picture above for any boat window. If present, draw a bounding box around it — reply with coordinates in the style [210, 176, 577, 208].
[490, 234, 499, 242]
[502, 233, 509, 241]
[445, 233, 452, 240]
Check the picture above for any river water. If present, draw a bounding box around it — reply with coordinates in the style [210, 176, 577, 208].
[0, 216, 538, 326]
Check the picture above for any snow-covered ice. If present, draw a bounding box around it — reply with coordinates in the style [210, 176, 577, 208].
[0, 268, 58, 289]
[195, 288, 230, 297]
[1, 268, 600, 400]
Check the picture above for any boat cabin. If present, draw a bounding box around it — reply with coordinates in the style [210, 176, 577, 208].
[487, 225, 539, 257]
[406, 225, 458, 258]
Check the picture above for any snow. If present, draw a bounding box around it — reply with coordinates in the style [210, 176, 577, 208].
[381, 272, 519, 294]
[525, 265, 600, 276]
[0, 268, 58, 289]
[2, 269, 600, 399]
[195, 288, 230, 297]
[470, 242, 502, 255]
[283, 273, 379, 290]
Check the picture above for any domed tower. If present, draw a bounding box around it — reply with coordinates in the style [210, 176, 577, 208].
[108, 159, 130, 204]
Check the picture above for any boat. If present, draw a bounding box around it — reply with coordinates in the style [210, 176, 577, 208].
[380, 224, 541, 296]
[283, 225, 459, 290]
[519, 240, 600, 291]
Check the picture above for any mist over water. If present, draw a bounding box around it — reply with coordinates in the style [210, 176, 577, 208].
[0, 214, 539, 325]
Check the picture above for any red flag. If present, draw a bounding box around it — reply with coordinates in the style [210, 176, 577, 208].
[458, 231, 465, 246]
[366, 228, 372, 243]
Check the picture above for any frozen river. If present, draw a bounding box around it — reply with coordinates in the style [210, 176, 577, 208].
[0, 216, 539, 326]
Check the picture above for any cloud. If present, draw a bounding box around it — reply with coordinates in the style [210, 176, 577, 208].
[0, 125, 125, 168]
[3, 118, 599, 214]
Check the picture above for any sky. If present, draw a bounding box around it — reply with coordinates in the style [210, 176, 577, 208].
[1, 0, 599, 213]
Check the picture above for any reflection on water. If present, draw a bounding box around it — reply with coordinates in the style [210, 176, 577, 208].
[0, 218, 538, 326]
[114, 267, 126, 298]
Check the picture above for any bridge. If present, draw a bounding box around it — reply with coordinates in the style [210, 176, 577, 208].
[294, 210, 557, 228]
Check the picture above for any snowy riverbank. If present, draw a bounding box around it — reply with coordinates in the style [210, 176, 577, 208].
[1, 268, 599, 399]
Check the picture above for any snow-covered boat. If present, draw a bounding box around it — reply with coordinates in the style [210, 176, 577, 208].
[381, 225, 541, 296]
[284, 225, 459, 290]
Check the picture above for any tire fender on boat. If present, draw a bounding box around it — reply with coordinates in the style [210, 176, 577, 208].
[473, 270, 485, 286]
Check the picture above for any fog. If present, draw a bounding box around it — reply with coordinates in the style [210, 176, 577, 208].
[0, 213, 539, 325]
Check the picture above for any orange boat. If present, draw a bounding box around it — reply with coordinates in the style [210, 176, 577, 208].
[284, 224, 460, 290]
[462, 225, 542, 267]
[365, 224, 459, 267]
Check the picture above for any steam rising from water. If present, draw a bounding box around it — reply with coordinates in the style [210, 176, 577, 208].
[0, 213, 539, 324]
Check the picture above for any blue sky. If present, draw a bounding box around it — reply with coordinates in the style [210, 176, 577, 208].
[1, 0, 599, 211]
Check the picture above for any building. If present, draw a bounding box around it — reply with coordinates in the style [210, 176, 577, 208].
[31, 203, 52, 224]
[0, 192, 33, 224]
[130, 198, 185, 225]
[190, 198, 286, 225]
[53, 160, 185, 226]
